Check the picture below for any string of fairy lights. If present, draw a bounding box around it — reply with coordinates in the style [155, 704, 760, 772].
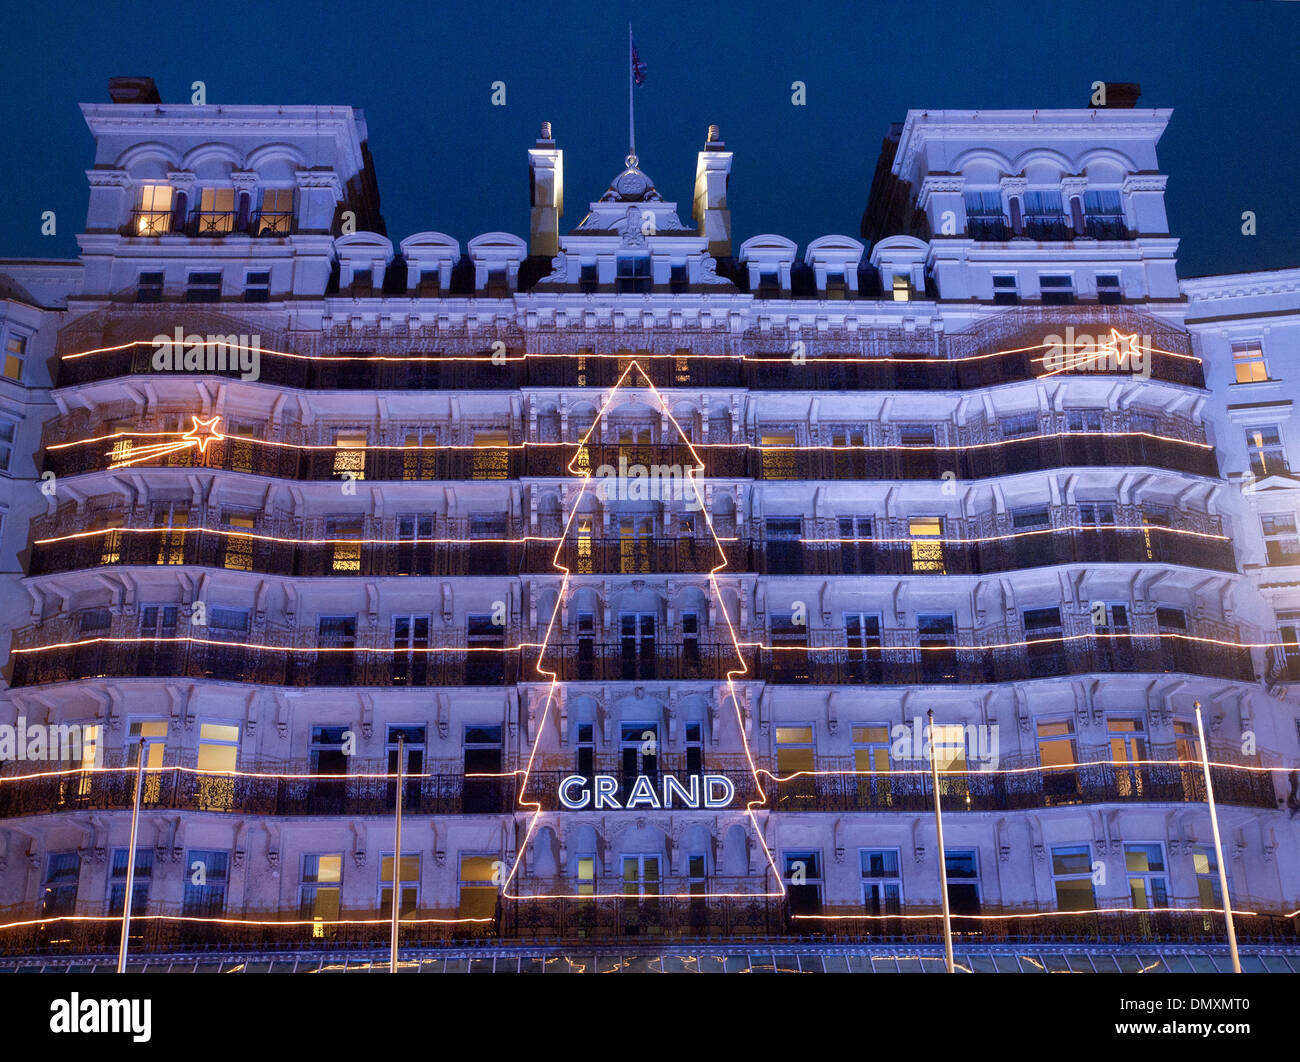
[9, 355, 1283, 937]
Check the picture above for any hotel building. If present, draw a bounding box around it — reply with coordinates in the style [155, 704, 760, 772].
[0, 78, 1297, 973]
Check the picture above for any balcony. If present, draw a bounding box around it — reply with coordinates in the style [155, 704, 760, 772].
[28, 522, 1235, 580]
[8, 627, 1256, 689]
[0, 768, 514, 820]
[765, 761, 1276, 812]
[41, 432, 1220, 482]
[54, 338, 1206, 391]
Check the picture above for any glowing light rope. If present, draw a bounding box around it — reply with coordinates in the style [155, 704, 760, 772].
[30, 523, 1228, 550]
[59, 336, 1202, 366]
[48, 425, 1215, 454]
[501, 359, 785, 901]
[11, 629, 1289, 658]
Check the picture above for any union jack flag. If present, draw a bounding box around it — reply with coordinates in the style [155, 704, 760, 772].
[631, 41, 647, 86]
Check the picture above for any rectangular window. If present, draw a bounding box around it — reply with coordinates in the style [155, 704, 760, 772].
[2, 333, 27, 382]
[324, 515, 363, 573]
[760, 432, 797, 480]
[999, 412, 1039, 438]
[891, 274, 910, 302]
[0, 418, 15, 473]
[458, 855, 499, 918]
[1079, 501, 1116, 526]
[299, 854, 343, 933]
[1083, 189, 1126, 238]
[576, 854, 597, 896]
[783, 850, 823, 914]
[1231, 341, 1268, 383]
[380, 854, 420, 916]
[945, 850, 980, 915]
[615, 255, 651, 294]
[136, 271, 164, 303]
[860, 849, 902, 914]
[899, 424, 936, 446]
[774, 725, 815, 774]
[333, 432, 367, 480]
[1039, 274, 1074, 305]
[621, 854, 662, 898]
[1193, 846, 1229, 908]
[134, 184, 173, 235]
[918, 613, 957, 683]
[1024, 190, 1066, 239]
[197, 187, 236, 235]
[1067, 408, 1104, 433]
[1096, 273, 1122, 304]
[1011, 505, 1051, 529]
[1155, 606, 1187, 631]
[182, 849, 228, 916]
[1037, 720, 1077, 767]
[244, 270, 270, 302]
[1125, 844, 1169, 909]
[909, 517, 945, 574]
[579, 263, 598, 294]
[41, 852, 80, 917]
[108, 847, 153, 916]
[352, 268, 373, 295]
[185, 271, 222, 303]
[964, 190, 1007, 239]
[1262, 512, 1300, 565]
[471, 430, 510, 480]
[852, 724, 891, 773]
[1245, 425, 1288, 478]
[1051, 845, 1096, 911]
[258, 188, 294, 235]
[208, 607, 249, 636]
[992, 273, 1019, 305]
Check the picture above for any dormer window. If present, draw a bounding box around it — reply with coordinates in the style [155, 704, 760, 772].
[257, 188, 293, 235]
[757, 271, 779, 298]
[825, 271, 847, 300]
[485, 268, 509, 298]
[579, 263, 598, 294]
[351, 268, 373, 296]
[197, 188, 236, 236]
[134, 185, 173, 236]
[615, 255, 651, 294]
[891, 274, 910, 302]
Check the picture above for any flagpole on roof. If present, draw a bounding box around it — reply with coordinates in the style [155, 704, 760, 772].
[627, 23, 636, 166]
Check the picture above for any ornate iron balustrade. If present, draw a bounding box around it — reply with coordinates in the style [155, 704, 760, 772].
[41, 433, 1219, 481]
[3, 902, 1292, 957]
[8, 632, 1256, 689]
[54, 344, 1206, 390]
[0, 761, 1271, 821]
[765, 762, 1277, 812]
[28, 525, 1235, 579]
[0, 771, 514, 819]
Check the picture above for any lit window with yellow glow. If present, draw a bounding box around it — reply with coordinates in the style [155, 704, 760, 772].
[1232, 341, 1268, 383]
[761, 432, 797, 480]
[909, 517, 945, 573]
[458, 855, 499, 918]
[135, 184, 172, 235]
[892, 274, 911, 302]
[333, 433, 367, 480]
[471, 430, 509, 480]
[3, 333, 27, 381]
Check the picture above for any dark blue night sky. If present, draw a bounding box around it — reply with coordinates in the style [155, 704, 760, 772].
[3, 0, 1295, 277]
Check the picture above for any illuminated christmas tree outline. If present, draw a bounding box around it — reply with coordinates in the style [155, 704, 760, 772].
[500, 360, 784, 901]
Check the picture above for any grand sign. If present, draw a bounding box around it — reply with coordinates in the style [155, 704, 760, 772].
[557, 773, 736, 810]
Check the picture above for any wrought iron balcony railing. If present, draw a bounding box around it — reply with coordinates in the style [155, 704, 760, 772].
[41, 433, 1220, 481]
[8, 632, 1257, 689]
[27, 525, 1236, 579]
[54, 342, 1206, 390]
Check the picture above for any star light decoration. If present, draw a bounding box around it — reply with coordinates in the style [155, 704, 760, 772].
[107, 414, 224, 469]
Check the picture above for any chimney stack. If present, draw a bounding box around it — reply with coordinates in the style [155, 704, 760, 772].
[108, 76, 161, 104]
[694, 124, 733, 258]
[528, 121, 563, 257]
